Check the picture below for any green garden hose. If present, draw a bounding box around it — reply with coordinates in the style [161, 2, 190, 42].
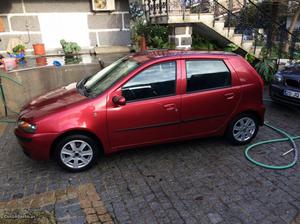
[244, 121, 300, 170]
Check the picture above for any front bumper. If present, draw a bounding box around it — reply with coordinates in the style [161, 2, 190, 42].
[270, 83, 300, 107]
[14, 128, 59, 160]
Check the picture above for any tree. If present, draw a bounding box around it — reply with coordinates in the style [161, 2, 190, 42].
[284, 3, 300, 53]
[249, 0, 300, 55]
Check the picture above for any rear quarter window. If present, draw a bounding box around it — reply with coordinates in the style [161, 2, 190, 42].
[186, 60, 231, 92]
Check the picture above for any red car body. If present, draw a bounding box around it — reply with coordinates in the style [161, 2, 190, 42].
[15, 51, 265, 161]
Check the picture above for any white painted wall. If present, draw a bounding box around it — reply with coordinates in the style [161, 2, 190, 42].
[38, 13, 90, 50]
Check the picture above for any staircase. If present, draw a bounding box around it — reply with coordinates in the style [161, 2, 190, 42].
[145, 0, 298, 59]
[207, 0, 264, 57]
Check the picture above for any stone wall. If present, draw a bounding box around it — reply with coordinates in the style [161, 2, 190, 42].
[169, 25, 192, 49]
[0, 53, 126, 117]
[0, 0, 131, 54]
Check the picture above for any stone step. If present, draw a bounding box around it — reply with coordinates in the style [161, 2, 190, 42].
[166, 12, 260, 58]
[168, 13, 214, 25]
[197, 13, 214, 27]
[213, 21, 225, 33]
[230, 34, 243, 46]
[242, 40, 254, 51]
[221, 27, 235, 38]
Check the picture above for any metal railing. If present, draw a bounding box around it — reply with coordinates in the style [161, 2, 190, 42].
[228, 0, 299, 59]
[245, 0, 299, 59]
[145, 0, 168, 18]
[212, 0, 267, 55]
[145, 0, 213, 19]
[145, 0, 300, 59]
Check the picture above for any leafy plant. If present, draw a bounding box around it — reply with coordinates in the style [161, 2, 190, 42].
[254, 59, 277, 83]
[223, 43, 239, 52]
[134, 21, 169, 49]
[12, 44, 25, 54]
[293, 48, 300, 60]
[134, 19, 147, 37]
[150, 36, 169, 49]
[254, 34, 266, 46]
[146, 25, 168, 49]
[254, 45, 282, 83]
[64, 56, 82, 65]
[259, 46, 288, 59]
[192, 34, 219, 50]
[60, 39, 81, 55]
[245, 53, 256, 64]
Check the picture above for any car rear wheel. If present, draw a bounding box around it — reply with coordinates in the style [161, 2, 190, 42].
[226, 114, 259, 145]
[54, 135, 98, 172]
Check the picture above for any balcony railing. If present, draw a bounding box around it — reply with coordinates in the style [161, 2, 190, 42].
[145, 0, 300, 60]
[145, 0, 168, 18]
[145, 0, 216, 19]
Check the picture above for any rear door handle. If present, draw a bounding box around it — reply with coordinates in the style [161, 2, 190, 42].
[224, 92, 235, 100]
[163, 103, 178, 112]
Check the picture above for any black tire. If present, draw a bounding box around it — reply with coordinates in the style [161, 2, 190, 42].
[226, 113, 259, 145]
[54, 134, 99, 172]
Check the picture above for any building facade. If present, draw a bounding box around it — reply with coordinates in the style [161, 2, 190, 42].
[0, 0, 131, 54]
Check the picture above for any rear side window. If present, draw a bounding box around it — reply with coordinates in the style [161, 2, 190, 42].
[186, 60, 231, 92]
[122, 61, 176, 102]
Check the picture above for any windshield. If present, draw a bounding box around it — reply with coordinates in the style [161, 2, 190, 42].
[79, 56, 140, 97]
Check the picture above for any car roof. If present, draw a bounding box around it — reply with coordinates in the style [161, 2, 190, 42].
[129, 50, 238, 63]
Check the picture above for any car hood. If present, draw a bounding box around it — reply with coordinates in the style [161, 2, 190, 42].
[281, 68, 300, 79]
[20, 82, 87, 121]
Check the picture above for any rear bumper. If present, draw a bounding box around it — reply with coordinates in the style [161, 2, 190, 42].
[14, 128, 59, 160]
[270, 83, 300, 107]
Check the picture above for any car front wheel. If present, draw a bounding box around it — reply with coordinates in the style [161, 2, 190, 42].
[226, 114, 259, 145]
[54, 135, 98, 172]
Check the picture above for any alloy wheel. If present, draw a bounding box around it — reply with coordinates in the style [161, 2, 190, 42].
[60, 140, 93, 169]
[232, 117, 256, 142]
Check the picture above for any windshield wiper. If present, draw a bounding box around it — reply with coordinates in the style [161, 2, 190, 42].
[76, 76, 90, 97]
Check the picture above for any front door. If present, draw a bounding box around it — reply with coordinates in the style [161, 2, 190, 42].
[107, 60, 181, 151]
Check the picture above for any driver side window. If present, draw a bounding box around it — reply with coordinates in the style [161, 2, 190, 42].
[122, 61, 176, 102]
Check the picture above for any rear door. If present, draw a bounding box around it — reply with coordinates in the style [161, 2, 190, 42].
[180, 58, 241, 137]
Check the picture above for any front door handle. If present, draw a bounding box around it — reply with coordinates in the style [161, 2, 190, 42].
[224, 92, 235, 100]
[163, 103, 178, 112]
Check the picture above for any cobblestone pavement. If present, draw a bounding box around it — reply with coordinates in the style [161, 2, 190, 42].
[0, 99, 300, 223]
[0, 183, 113, 224]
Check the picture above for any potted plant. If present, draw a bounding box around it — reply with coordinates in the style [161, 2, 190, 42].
[60, 39, 81, 57]
[10, 44, 26, 62]
[129, 2, 146, 51]
[32, 43, 46, 56]
[132, 19, 147, 52]
[64, 56, 82, 65]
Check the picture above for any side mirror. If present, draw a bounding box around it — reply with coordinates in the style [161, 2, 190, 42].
[112, 96, 126, 106]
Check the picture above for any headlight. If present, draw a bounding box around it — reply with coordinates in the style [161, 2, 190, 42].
[274, 73, 283, 82]
[18, 120, 37, 133]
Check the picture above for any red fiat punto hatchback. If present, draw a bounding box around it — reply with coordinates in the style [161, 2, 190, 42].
[15, 50, 265, 171]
